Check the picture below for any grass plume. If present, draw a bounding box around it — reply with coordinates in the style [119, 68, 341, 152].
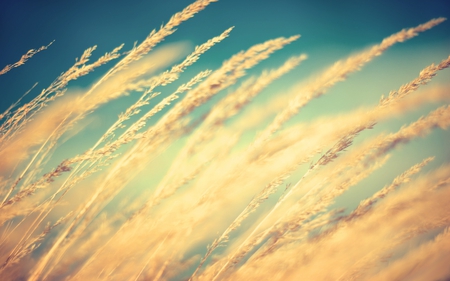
[0, 1, 449, 280]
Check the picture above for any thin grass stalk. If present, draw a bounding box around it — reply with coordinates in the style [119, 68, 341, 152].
[209, 54, 450, 280]
[255, 18, 446, 144]
[0, 41, 54, 76]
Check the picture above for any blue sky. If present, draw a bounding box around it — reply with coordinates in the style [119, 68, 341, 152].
[1, 0, 449, 111]
[0, 0, 449, 177]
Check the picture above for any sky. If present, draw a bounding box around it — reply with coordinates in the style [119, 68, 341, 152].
[2, 0, 448, 172]
[0, 0, 449, 198]
[1, 0, 449, 111]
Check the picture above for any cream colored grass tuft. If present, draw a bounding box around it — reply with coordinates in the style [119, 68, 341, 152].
[0, 1, 449, 280]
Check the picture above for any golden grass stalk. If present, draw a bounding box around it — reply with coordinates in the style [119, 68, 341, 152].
[209, 54, 450, 281]
[350, 158, 434, 221]
[62, 69, 212, 169]
[269, 155, 389, 248]
[70, 38, 302, 229]
[0, 83, 38, 123]
[0, 67, 211, 216]
[224, 164, 450, 281]
[0, 41, 54, 76]
[0, 43, 123, 203]
[379, 58, 450, 106]
[235, 104, 450, 273]
[366, 227, 450, 281]
[196, 84, 448, 248]
[45, 213, 116, 279]
[0, 211, 71, 274]
[157, 54, 307, 211]
[69, 35, 301, 237]
[67, 132, 240, 279]
[336, 181, 450, 281]
[190, 84, 449, 279]
[70, 42, 310, 276]
[189, 148, 316, 279]
[145, 35, 301, 143]
[126, 27, 233, 92]
[331, 164, 449, 280]
[131, 233, 170, 281]
[2, 1, 218, 236]
[0, 45, 97, 147]
[255, 17, 446, 144]
[91, 27, 232, 149]
[195, 83, 448, 280]
[44, 71, 212, 236]
[84, 0, 217, 97]
[0, 31, 230, 245]
[1, 1, 449, 278]
[209, 137, 360, 280]
[23, 70, 211, 281]
[0, 32, 221, 266]
[188, 54, 307, 155]
[328, 104, 450, 219]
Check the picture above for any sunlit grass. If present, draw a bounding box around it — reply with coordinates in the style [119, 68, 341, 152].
[1, 1, 450, 280]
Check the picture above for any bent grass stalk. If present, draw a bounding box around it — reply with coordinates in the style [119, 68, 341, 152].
[255, 17, 446, 144]
[210, 55, 450, 281]
[0, 41, 54, 76]
[0, 2, 449, 279]
[58, 37, 303, 278]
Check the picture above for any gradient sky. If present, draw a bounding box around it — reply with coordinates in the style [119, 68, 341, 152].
[1, 0, 449, 110]
[1, 0, 449, 184]
[0, 0, 449, 187]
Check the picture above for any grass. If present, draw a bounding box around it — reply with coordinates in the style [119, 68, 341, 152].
[0, 0, 450, 280]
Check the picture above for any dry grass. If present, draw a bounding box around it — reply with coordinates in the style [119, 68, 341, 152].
[0, 1, 449, 280]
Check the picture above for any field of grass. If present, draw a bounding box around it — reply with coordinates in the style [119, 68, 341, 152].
[1, 0, 450, 280]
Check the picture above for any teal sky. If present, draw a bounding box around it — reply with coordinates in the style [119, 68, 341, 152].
[1, 0, 449, 177]
[1, 0, 449, 111]
[0, 0, 449, 179]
